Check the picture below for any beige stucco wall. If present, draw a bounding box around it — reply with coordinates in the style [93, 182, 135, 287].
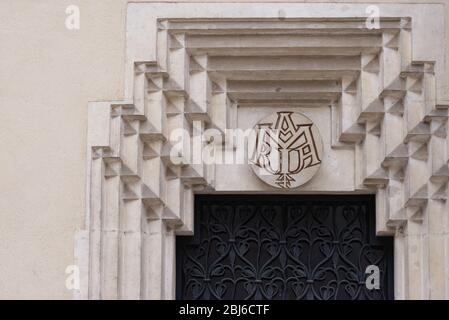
[0, 0, 126, 299]
[0, 0, 448, 299]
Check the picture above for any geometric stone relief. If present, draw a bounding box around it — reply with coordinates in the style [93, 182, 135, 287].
[83, 3, 449, 300]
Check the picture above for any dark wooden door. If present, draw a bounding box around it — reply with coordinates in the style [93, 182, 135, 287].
[176, 195, 394, 300]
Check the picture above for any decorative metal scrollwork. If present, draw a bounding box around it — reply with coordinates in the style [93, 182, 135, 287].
[176, 195, 393, 300]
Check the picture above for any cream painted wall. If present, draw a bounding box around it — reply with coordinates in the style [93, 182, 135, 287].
[0, 0, 126, 299]
[0, 0, 448, 299]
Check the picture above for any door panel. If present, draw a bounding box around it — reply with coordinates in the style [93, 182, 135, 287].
[176, 195, 394, 300]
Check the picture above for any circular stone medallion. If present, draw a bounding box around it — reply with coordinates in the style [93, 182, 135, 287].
[248, 111, 323, 189]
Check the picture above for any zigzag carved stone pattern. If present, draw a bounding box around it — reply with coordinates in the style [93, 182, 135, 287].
[86, 17, 449, 300]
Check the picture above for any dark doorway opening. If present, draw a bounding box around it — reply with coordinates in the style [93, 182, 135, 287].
[176, 195, 394, 300]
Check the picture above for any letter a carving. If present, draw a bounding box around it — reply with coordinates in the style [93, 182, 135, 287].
[251, 112, 321, 188]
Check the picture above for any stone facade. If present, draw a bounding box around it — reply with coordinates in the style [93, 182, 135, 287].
[2, 1, 449, 300]
[82, 2, 449, 300]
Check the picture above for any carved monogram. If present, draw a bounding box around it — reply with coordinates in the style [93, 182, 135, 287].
[250, 112, 323, 189]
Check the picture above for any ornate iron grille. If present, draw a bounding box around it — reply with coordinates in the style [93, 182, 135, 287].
[176, 195, 394, 300]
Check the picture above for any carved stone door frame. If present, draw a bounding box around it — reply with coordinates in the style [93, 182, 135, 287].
[80, 2, 449, 300]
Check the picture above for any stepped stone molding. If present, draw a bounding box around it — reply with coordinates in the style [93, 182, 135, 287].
[81, 3, 449, 300]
